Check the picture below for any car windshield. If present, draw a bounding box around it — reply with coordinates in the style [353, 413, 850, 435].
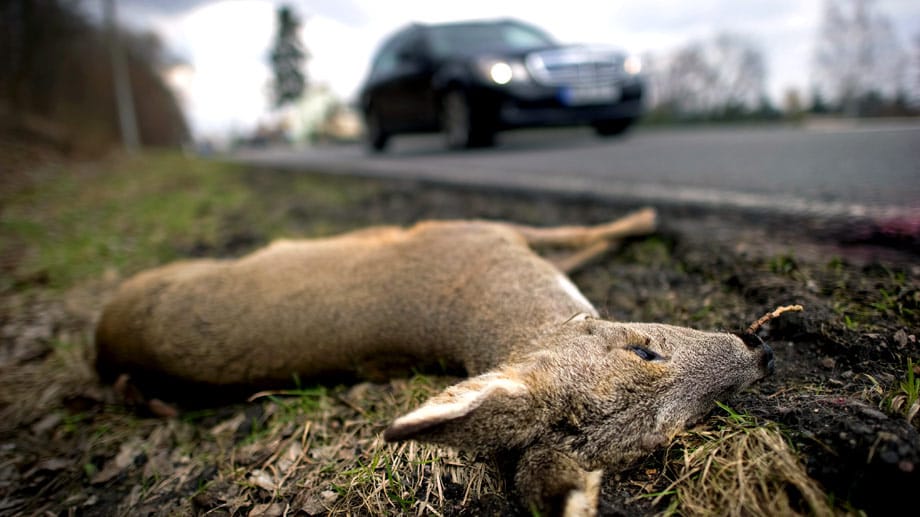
[428, 22, 555, 57]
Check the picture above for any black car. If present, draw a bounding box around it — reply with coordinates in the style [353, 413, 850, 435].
[359, 18, 644, 151]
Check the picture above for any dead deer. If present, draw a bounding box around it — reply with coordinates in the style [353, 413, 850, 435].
[95, 208, 777, 516]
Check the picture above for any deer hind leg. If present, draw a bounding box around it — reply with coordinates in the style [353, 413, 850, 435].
[512, 207, 656, 248]
[510, 207, 656, 274]
[549, 239, 619, 274]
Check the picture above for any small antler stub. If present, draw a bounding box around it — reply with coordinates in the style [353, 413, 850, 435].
[747, 305, 804, 335]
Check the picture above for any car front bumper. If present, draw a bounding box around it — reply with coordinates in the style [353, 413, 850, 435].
[470, 79, 645, 130]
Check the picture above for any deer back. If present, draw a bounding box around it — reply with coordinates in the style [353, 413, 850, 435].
[95, 221, 596, 388]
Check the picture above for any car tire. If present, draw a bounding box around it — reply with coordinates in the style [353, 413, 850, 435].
[441, 90, 494, 150]
[365, 108, 390, 152]
[592, 118, 634, 137]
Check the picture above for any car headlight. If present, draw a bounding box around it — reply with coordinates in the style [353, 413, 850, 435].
[624, 55, 642, 75]
[489, 62, 514, 84]
[478, 59, 530, 85]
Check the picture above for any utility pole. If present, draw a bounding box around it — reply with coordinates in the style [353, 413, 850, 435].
[103, 0, 140, 151]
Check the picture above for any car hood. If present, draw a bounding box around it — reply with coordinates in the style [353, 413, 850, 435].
[462, 44, 627, 63]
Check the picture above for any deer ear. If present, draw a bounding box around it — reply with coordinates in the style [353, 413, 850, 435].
[383, 371, 535, 449]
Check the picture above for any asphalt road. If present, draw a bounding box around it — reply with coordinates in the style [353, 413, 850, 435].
[232, 120, 920, 221]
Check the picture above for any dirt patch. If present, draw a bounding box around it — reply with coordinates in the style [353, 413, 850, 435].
[1, 159, 917, 515]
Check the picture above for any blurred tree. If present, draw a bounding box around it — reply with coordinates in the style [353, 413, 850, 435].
[648, 33, 768, 120]
[911, 33, 920, 107]
[809, 87, 830, 113]
[269, 6, 307, 108]
[753, 96, 782, 121]
[781, 88, 805, 121]
[783, 88, 803, 115]
[812, 0, 908, 115]
[659, 44, 712, 115]
[0, 0, 188, 154]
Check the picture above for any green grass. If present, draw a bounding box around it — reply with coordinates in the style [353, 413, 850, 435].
[827, 263, 917, 331]
[1, 153, 250, 290]
[265, 386, 329, 421]
[887, 358, 920, 423]
[866, 359, 920, 424]
[336, 449, 418, 511]
[900, 359, 919, 407]
[624, 235, 673, 266]
[651, 403, 834, 516]
[1, 151, 382, 292]
[769, 253, 798, 275]
[714, 401, 757, 426]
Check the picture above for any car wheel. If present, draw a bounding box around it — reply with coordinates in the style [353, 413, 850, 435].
[441, 90, 493, 150]
[365, 108, 390, 152]
[592, 118, 634, 137]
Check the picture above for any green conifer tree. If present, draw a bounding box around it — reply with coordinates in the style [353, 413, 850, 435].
[270, 6, 306, 108]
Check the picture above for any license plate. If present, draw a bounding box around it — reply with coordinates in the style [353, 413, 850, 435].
[560, 85, 620, 106]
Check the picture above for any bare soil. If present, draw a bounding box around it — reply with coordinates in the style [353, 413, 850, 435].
[1, 161, 918, 516]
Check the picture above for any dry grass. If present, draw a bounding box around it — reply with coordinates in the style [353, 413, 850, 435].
[646, 404, 835, 517]
[209, 377, 507, 516]
[0, 335, 509, 515]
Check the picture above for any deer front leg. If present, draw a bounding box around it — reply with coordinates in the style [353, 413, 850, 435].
[514, 447, 602, 517]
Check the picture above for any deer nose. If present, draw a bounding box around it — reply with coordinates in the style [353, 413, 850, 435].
[734, 332, 775, 376]
[761, 343, 775, 375]
[736, 331, 764, 349]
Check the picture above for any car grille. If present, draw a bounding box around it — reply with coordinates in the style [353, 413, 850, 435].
[526, 48, 624, 87]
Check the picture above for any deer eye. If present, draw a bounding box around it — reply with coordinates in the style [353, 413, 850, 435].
[629, 346, 661, 361]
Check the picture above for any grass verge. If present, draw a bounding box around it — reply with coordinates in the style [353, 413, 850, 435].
[649, 403, 834, 517]
[2, 150, 916, 515]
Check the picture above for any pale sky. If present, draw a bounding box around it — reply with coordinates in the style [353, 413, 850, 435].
[112, 0, 920, 139]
